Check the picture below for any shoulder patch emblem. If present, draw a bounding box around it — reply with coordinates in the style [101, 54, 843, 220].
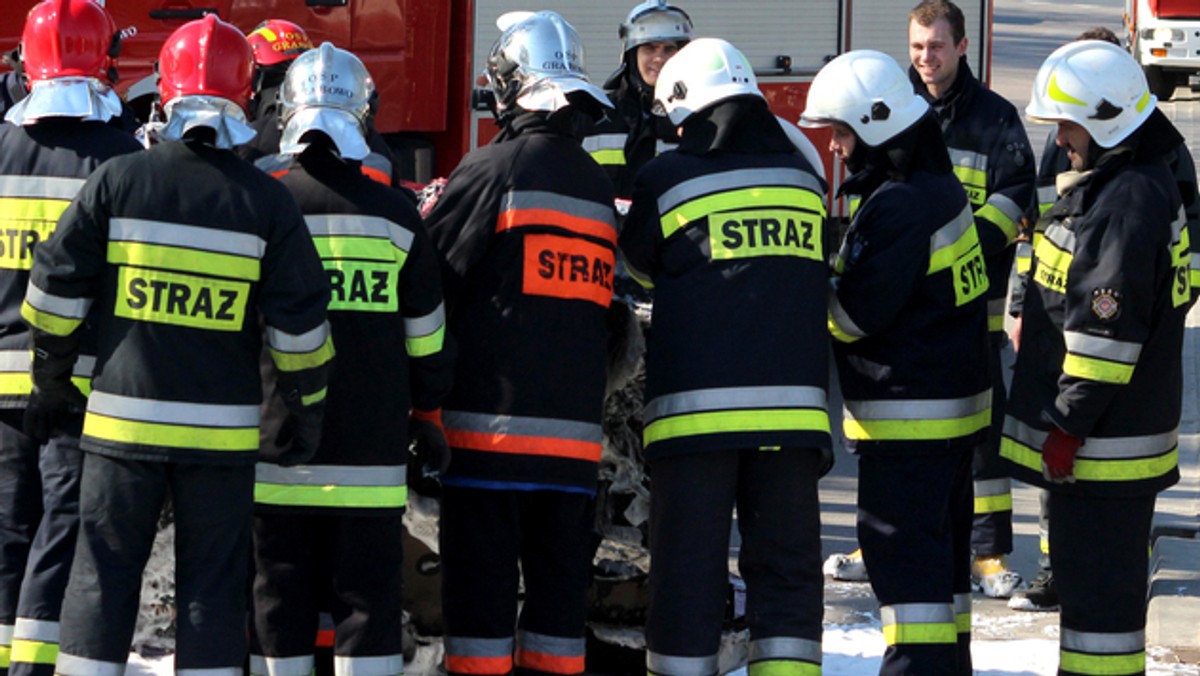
[1091, 288, 1121, 321]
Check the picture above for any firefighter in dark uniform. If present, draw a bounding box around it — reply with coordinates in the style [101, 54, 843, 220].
[907, 0, 1034, 598]
[0, 2, 141, 672]
[21, 15, 332, 674]
[247, 42, 453, 676]
[619, 38, 831, 676]
[1001, 40, 1189, 675]
[801, 49, 990, 675]
[423, 11, 615, 676]
[583, 0, 692, 199]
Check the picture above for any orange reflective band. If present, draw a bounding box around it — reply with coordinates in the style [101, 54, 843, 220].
[445, 655, 514, 675]
[517, 649, 585, 675]
[522, 234, 614, 307]
[447, 429, 602, 463]
[315, 629, 335, 648]
[360, 165, 391, 186]
[497, 208, 618, 246]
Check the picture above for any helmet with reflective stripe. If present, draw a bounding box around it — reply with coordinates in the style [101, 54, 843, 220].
[21, 0, 118, 85]
[279, 41, 373, 160]
[485, 10, 610, 113]
[1026, 39, 1154, 148]
[798, 49, 929, 147]
[620, 0, 692, 54]
[247, 18, 312, 67]
[652, 37, 760, 126]
[157, 14, 255, 111]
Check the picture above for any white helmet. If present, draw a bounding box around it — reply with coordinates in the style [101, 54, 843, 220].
[652, 37, 761, 126]
[486, 10, 610, 114]
[798, 50, 929, 147]
[620, 0, 692, 54]
[278, 41, 374, 160]
[1025, 40, 1154, 148]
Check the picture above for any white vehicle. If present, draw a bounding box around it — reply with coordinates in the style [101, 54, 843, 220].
[1125, 0, 1200, 100]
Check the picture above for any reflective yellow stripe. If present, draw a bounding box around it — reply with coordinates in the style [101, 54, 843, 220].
[843, 408, 990, 442]
[956, 612, 971, 634]
[660, 187, 818, 239]
[83, 413, 258, 452]
[976, 202, 1019, 242]
[0, 645, 8, 668]
[828, 313, 862, 343]
[10, 638, 57, 664]
[312, 235, 404, 263]
[1001, 436, 1178, 482]
[406, 325, 445, 358]
[747, 660, 820, 676]
[301, 386, 327, 407]
[0, 198, 67, 270]
[1059, 649, 1145, 675]
[951, 165, 987, 207]
[1033, 233, 1072, 294]
[1062, 354, 1135, 384]
[589, 149, 626, 166]
[20, 301, 84, 336]
[975, 493, 1013, 514]
[988, 314, 1005, 331]
[1049, 74, 1089, 107]
[270, 334, 335, 372]
[107, 241, 261, 281]
[1171, 225, 1190, 308]
[882, 623, 957, 645]
[254, 483, 408, 509]
[644, 409, 830, 446]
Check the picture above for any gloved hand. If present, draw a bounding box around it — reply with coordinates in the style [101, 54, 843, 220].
[409, 409, 450, 497]
[23, 381, 86, 444]
[1041, 426, 1082, 484]
[273, 412, 322, 467]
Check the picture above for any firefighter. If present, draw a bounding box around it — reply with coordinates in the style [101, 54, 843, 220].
[248, 42, 453, 675]
[423, 11, 615, 676]
[619, 37, 831, 675]
[1001, 41, 1189, 675]
[801, 49, 989, 675]
[0, 2, 142, 673]
[22, 15, 332, 673]
[583, 0, 692, 199]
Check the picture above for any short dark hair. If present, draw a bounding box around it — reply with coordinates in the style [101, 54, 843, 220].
[1075, 26, 1120, 46]
[910, 0, 966, 46]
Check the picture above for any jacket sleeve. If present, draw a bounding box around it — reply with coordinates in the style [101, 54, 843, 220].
[400, 214, 454, 413]
[1047, 210, 1162, 438]
[975, 108, 1035, 258]
[615, 175, 660, 288]
[423, 155, 501, 313]
[258, 184, 333, 416]
[828, 195, 929, 342]
[1011, 132, 1065, 318]
[1169, 143, 1200, 303]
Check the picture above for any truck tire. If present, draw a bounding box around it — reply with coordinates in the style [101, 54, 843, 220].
[1145, 65, 1176, 101]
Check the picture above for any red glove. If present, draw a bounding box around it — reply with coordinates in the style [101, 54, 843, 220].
[1042, 427, 1082, 484]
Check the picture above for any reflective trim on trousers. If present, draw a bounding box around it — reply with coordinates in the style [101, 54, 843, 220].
[11, 617, 59, 665]
[747, 636, 822, 665]
[880, 603, 957, 645]
[248, 653, 313, 676]
[176, 668, 244, 676]
[974, 477, 1013, 514]
[1060, 628, 1145, 675]
[516, 630, 585, 674]
[444, 636, 514, 675]
[54, 652, 125, 676]
[334, 653, 406, 676]
[646, 650, 720, 676]
[954, 593, 972, 634]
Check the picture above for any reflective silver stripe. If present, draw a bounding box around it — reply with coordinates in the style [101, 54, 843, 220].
[0, 350, 27, 371]
[953, 593, 972, 616]
[880, 602, 955, 626]
[1043, 221, 1076, 252]
[1191, 253, 1200, 273]
[266, 321, 331, 354]
[177, 668, 243, 676]
[445, 636, 514, 657]
[1003, 416, 1178, 459]
[655, 139, 674, 155]
[829, 291, 868, 339]
[987, 298, 1007, 317]
[974, 477, 1011, 497]
[644, 385, 827, 423]
[255, 464, 405, 487]
[845, 391, 991, 422]
[747, 636, 822, 663]
[54, 653, 125, 676]
[1172, 205, 1187, 241]
[24, 283, 92, 320]
[0, 623, 11, 643]
[12, 618, 57, 642]
[362, 152, 393, 177]
[929, 205, 975, 255]
[73, 355, 96, 378]
[0, 175, 85, 200]
[502, 190, 617, 229]
[444, 411, 602, 444]
[581, 133, 626, 153]
[304, 214, 414, 253]
[646, 651, 719, 676]
[405, 302, 445, 338]
[109, 218, 266, 259]
[1061, 628, 1145, 654]
[88, 391, 259, 427]
[249, 655, 311, 676]
[518, 629, 585, 656]
[657, 168, 824, 214]
[985, 192, 1025, 225]
[334, 654, 405, 676]
[1065, 331, 1142, 364]
[948, 148, 987, 173]
[1037, 184, 1058, 205]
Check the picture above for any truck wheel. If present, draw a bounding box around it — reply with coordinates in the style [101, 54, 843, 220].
[1145, 66, 1176, 101]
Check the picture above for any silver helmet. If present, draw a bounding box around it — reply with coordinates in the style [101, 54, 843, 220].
[620, 0, 692, 54]
[278, 41, 374, 160]
[485, 10, 611, 114]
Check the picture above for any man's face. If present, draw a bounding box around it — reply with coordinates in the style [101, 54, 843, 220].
[829, 122, 857, 161]
[636, 40, 680, 87]
[909, 17, 967, 94]
[1055, 120, 1092, 171]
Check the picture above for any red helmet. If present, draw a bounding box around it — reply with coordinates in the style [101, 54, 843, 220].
[247, 19, 312, 67]
[157, 14, 255, 111]
[21, 0, 118, 85]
